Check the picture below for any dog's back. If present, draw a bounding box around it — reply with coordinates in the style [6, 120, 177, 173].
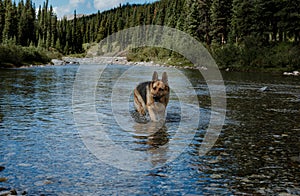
[135, 81, 152, 104]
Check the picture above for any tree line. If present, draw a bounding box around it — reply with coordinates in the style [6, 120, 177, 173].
[76, 0, 300, 46]
[0, 0, 83, 54]
[0, 0, 299, 69]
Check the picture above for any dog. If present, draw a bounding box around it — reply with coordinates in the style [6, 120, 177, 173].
[134, 71, 170, 122]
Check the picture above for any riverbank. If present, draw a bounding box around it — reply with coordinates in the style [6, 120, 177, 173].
[0, 44, 61, 69]
[60, 56, 209, 70]
[60, 56, 300, 76]
[2, 52, 299, 77]
[124, 43, 300, 73]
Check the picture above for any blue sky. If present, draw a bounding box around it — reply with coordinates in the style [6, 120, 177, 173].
[31, 0, 157, 18]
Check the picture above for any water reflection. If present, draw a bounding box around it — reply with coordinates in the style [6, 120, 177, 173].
[133, 121, 169, 167]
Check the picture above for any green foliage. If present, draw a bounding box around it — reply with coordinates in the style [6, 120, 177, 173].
[210, 0, 232, 44]
[0, 0, 84, 55]
[211, 39, 300, 71]
[211, 43, 241, 68]
[127, 47, 193, 67]
[0, 0, 300, 71]
[0, 44, 51, 67]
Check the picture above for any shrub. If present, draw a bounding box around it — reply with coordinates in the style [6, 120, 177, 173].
[0, 44, 52, 67]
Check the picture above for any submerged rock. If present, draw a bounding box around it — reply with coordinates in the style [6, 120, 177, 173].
[290, 156, 300, 163]
[259, 86, 270, 92]
[0, 189, 17, 196]
[283, 71, 300, 76]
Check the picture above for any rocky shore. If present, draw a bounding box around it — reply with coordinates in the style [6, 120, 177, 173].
[2, 56, 299, 75]
[56, 56, 208, 70]
[283, 70, 300, 76]
[55, 57, 300, 75]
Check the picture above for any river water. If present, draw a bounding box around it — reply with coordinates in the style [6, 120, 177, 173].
[0, 64, 299, 195]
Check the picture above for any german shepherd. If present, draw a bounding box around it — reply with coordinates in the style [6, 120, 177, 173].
[134, 71, 170, 122]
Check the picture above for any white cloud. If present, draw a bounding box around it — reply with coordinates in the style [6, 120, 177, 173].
[70, 0, 85, 6]
[94, 0, 125, 11]
[54, 0, 85, 18]
[86, 1, 92, 9]
[53, 6, 71, 18]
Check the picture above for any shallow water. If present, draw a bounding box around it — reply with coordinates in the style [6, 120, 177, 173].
[0, 64, 299, 195]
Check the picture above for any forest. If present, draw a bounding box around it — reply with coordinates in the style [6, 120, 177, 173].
[0, 0, 300, 70]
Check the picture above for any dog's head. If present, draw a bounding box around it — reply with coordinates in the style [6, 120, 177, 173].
[150, 71, 169, 101]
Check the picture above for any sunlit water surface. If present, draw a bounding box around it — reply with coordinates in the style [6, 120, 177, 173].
[0, 64, 299, 195]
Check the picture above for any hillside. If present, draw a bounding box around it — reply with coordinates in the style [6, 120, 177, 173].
[0, 0, 300, 70]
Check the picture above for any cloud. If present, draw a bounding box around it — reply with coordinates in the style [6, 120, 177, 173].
[70, 0, 85, 6]
[53, 0, 86, 18]
[94, 0, 126, 11]
[53, 6, 71, 18]
[86, 1, 92, 9]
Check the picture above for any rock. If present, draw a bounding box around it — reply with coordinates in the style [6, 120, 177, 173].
[249, 174, 267, 179]
[10, 189, 17, 195]
[0, 190, 11, 196]
[273, 135, 281, 138]
[208, 159, 220, 164]
[0, 167, 4, 172]
[34, 180, 53, 186]
[259, 86, 270, 92]
[210, 174, 222, 179]
[290, 156, 300, 163]
[283, 71, 300, 76]
[241, 178, 251, 183]
[0, 178, 7, 183]
[0, 189, 17, 196]
[257, 188, 266, 194]
[0, 187, 9, 192]
[279, 193, 298, 196]
[293, 71, 300, 76]
[283, 72, 293, 76]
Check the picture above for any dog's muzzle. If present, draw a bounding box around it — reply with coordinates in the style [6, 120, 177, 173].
[153, 96, 161, 102]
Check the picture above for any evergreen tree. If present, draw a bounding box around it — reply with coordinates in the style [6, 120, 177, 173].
[231, 0, 256, 42]
[2, 0, 14, 43]
[0, 0, 5, 43]
[18, 0, 36, 46]
[1, 0, 299, 57]
[210, 0, 232, 44]
[198, 0, 212, 45]
[184, 0, 200, 39]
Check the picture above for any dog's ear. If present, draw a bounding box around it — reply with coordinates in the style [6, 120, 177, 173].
[152, 71, 158, 81]
[162, 72, 168, 84]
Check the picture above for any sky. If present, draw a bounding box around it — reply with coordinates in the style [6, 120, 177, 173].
[31, 0, 157, 18]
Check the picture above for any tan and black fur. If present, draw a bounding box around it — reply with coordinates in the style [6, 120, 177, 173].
[134, 71, 170, 122]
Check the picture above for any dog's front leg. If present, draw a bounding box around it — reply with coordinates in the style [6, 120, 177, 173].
[147, 102, 166, 122]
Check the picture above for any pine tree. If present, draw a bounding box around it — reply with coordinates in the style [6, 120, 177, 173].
[17, 0, 35, 46]
[231, 0, 256, 42]
[210, 0, 232, 44]
[2, 0, 14, 43]
[0, 0, 5, 43]
[198, 0, 212, 45]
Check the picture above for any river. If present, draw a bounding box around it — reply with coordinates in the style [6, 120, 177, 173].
[0, 64, 299, 195]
